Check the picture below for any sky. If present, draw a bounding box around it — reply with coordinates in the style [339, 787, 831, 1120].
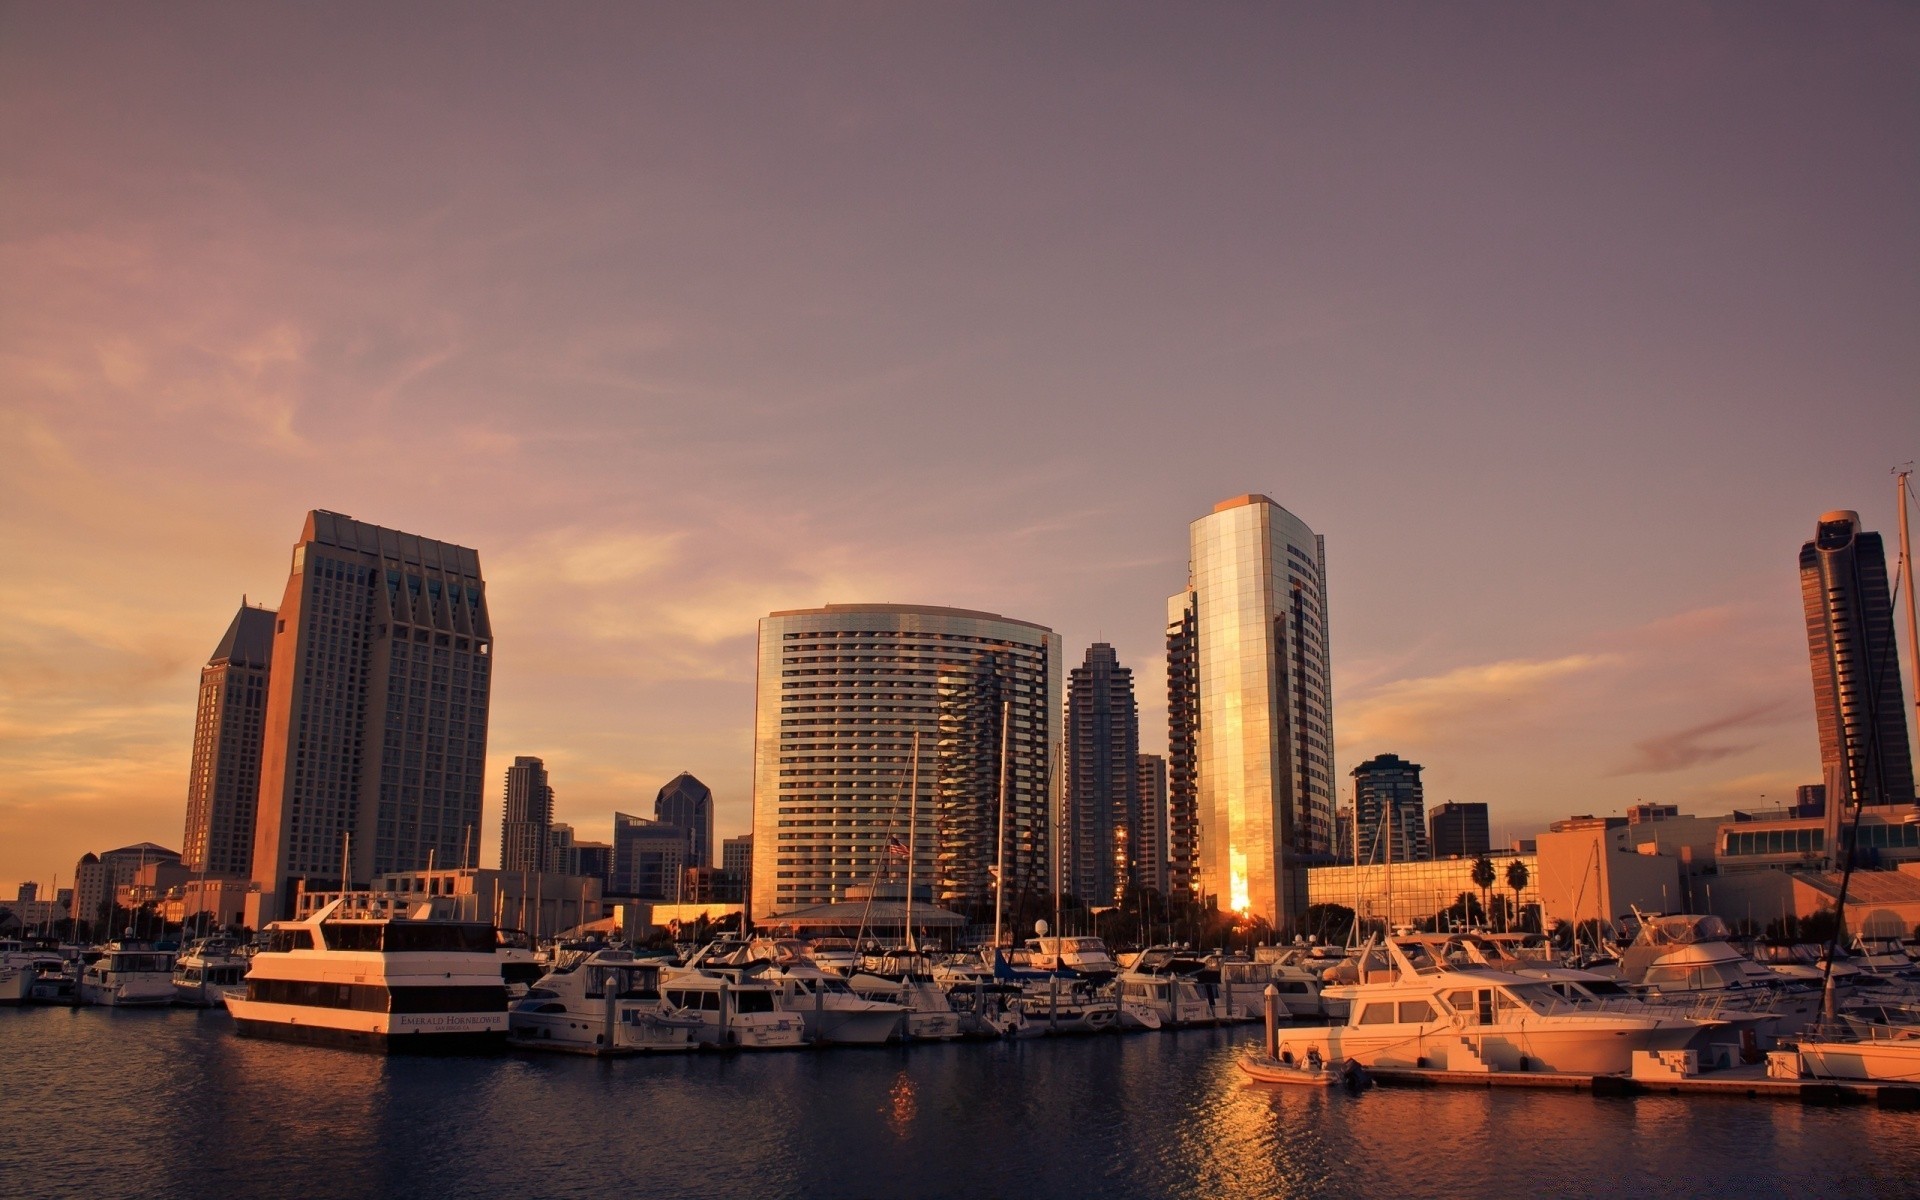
[2, 3, 1917, 893]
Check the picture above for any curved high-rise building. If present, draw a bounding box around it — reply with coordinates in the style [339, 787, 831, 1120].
[750, 604, 1060, 919]
[1169, 494, 1334, 926]
[1800, 510, 1915, 810]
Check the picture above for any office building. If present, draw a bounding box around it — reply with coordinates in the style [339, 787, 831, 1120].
[181, 603, 276, 877]
[611, 812, 691, 901]
[1065, 644, 1140, 905]
[750, 604, 1060, 918]
[655, 772, 715, 870]
[1169, 495, 1335, 924]
[1134, 753, 1168, 895]
[722, 834, 753, 892]
[1352, 754, 1427, 865]
[249, 511, 494, 921]
[1800, 510, 1916, 810]
[1428, 801, 1491, 859]
[500, 756, 554, 874]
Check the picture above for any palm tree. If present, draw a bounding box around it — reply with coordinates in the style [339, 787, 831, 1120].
[1505, 859, 1530, 933]
[1470, 855, 1496, 930]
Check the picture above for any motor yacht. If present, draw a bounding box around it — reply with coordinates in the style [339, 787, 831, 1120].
[847, 951, 962, 1041]
[172, 938, 250, 1007]
[691, 938, 907, 1044]
[79, 941, 177, 1007]
[224, 900, 507, 1052]
[1, 940, 65, 1005]
[1616, 914, 1821, 1035]
[1115, 947, 1216, 1029]
[1791, 1015, 1920, 1083]
[656, 964, 807, 1049]
[1021, 936, 1121, 978]
[509, 950, 702, 1054]
[1293, 936, 1698, 1075]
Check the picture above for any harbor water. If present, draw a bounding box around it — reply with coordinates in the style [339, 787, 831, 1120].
[5, 1005, 1920, 1200]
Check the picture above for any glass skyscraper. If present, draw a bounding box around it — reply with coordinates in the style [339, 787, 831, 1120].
[1800, 510, 1916, 810]
[1169, 495, 1334, 925]
[655, 771, 716, 870]
[750, 604, 1060, 919]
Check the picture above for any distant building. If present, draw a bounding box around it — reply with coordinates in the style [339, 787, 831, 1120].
[722, 834, 753, 894]
[1794, 784, 1827, 817]
[1065, 644, 1141, 906]
[1307, 854, 1541, 934]
[1799, 510, 1915, 809]
[70, 843, 181, 933]
[1351, 754, 1428, 864]
[181, 603, 276, 878]
[1429, 801, 1491, 859]
[546, 822, 611, 882]
[1134, 754, 1169, 895]
[749, 604, 1060, 917]
[1169, 494, 1335, 924]
[1164, 599, 1200, 901]
[250, 511, 495, 922]
[655, 772, 715, 870]
[1626, 802, 1681, 825]
[500, 756, 554, 874]
[612, 813, 691, 901]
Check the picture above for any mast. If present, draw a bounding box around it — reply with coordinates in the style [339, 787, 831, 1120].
[993, 697, 1010, 951]
[905, 730, 920, 953]
[1899, 466, 1918, 763]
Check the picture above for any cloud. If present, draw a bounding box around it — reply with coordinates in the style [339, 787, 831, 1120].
[1338, 653, 1620, 748]
[1610, 699, 1799, 776]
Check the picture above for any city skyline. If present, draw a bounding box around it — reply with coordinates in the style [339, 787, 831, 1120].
[4, 7, 1919, 891]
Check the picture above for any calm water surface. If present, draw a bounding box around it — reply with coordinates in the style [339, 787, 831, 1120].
[5, 1005, 1919, 1199]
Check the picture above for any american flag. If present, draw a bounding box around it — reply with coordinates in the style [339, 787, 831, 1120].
[887, 836, 909, 858]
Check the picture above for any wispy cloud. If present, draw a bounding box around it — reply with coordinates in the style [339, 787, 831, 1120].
[1339, 653, 1620, 749]
[1609, 699, 1799, 776]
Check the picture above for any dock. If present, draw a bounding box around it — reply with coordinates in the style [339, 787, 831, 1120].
[1357, 1062, 1920, 1108]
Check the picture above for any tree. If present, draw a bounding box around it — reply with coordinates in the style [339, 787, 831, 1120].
[1302, 903, 1355, 947]
[1469, 855, 1496, 929]
[1504, 859, 1529, 934]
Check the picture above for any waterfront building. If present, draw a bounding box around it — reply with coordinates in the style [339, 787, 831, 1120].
[249, 511, 494, 923]
[1168, 495, 1334, 925]
[1428, 800, 1491, 860]
[181, 603, 276, 878]
[749, 604, 1060, 918]
[655, 772, 716, 870]
[1065, 644, 1141, 906]
[612, 813, 690, 901]
[69, 843, 181, 933]
[722, 834, 753, 893]
[1799, 510, 1916, 810]
[1306, 854, 1541, 934]
[1352, 754, 1428, 865]
[500, 756, 554, 874]
[1135, 754, 1169, 894]
[1533, 821, 1679, 932]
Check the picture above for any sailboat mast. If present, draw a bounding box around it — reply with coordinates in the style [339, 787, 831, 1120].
[905, 730, 920, 952]
[993, 698, 1010, 950]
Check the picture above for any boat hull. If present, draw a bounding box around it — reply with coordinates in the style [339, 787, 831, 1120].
[1797, 1038, 1920, 1082]
[1279, 1017, 1672, 1076]
[226, 996, 506, 1054]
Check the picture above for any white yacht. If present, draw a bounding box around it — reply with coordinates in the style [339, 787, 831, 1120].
[1, 940, 63, 1006]
[509, 951, 702, 1054]
[692, 939, 906, 1044]
[656, 965, 807, 1049]
[1791, 1015, 1920, 1083]
[171, 938, 250, 1007]
[1294, 937, 1699, 1075]
[1116, 947, 1215, 1029]
[224, 900, 507, 1052]
[1021, 936, 1121, 978]
[848, 951, 962, 1041]
[79, 941, 178, 1007]
[1616, 914, 1822, 1034]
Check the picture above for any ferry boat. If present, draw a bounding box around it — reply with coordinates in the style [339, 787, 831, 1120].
[172, 938, 250, 1007]
[79, 941, 178, 1007]
[224, 900, 507, 1052]
[509, 950, 702, 1055]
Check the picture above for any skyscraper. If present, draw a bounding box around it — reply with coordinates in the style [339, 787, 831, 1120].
[500, 756, 554, 873]
[1065, 644, 1140, 905]
[1169, 494, 1334, 925]
[611, 812, 690, 901]
[1165, 598, 1200, 901]
[750, 604, 1060, 918]
[1800, 510, 1916, 810]
[1428, 800, 1491, 859]
[250, 511, 494, 920]
[181, 602, 276, 877]
[655, 772, 715, 870]
[1134, 753, 1169, 894]
[1351, 753, 1428, 864]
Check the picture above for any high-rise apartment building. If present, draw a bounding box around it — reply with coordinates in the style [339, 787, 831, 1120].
[1168, 495, 1334, 925]
[655, 772, 715, 870]
[1065, 644, 1141, 905]
[611, 813, 690, 901]
[181, 603, 276, 877]
[1428, 800, 1491, 859]
[1351, 754, 1428, 864]
[1800, 510, 1916, 810]
[1134, 753, 1169, 895]
[1165, 598, 1200, 900]
[750, 604, 1060, 918]
[500, 756, 554, 873]
[722, 834, 753, 891]
[250, 511, 494, 920]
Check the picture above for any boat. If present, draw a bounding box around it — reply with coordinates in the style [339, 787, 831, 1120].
[224, 900, 508, 1052]
[1240, 1046, 1348, 1087]
[1, 940, 66, 1006]
[1295, 936, 1699, 1075]
[684, 937, 906, 1044]
[1115, 947, 1215, 1029]
[79, 941, 178, 1007]
[848, 950, 962, 1041]
[1021, 936, 1121, 978]
[656, 963, 807, 1049]
[1614, 913, 1822, 1035]
[509, 950, 702, 1054]
[497, 930, 543, 1000]
[171, 938, 250, 1007]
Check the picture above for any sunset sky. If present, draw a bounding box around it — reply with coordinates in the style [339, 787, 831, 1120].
[3, 4, 1916, 894]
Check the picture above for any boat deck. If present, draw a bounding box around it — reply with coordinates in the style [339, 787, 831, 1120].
[1360, 1062, 1920, 1107]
